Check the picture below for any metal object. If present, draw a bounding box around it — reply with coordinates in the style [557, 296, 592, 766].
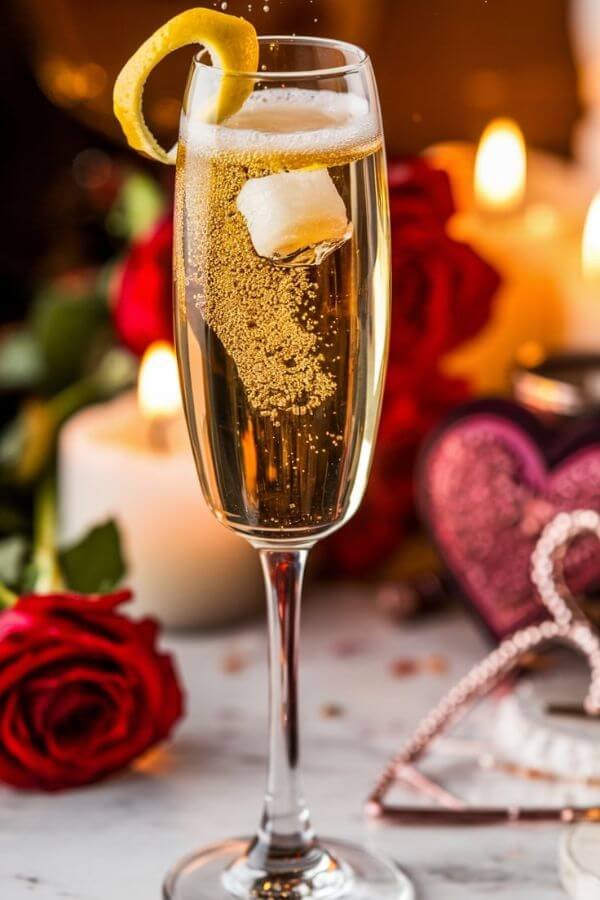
[367, 510, 600, 824]
[513, 352, 600, 421]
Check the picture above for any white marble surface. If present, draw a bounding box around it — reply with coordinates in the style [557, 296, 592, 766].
[1, 587, 576, 899]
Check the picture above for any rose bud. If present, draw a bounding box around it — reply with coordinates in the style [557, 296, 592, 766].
[0, 590, 183, 791]
[112, 214, 174, 356]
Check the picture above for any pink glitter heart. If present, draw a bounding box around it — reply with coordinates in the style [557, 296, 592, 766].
[420, 402, 600, 639]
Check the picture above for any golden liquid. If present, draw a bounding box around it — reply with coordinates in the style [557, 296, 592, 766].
[175, 93, 390, 545]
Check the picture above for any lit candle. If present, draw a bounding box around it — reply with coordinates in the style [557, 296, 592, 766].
[58, 342, 261, 628]
[571, 0, 600, 181]
[474, 118, 527, 215]
[583, 191, 600, 280]
[552, 190, 600, 351]
[138, 340, 182, 451]
[433, 119, 569, 393]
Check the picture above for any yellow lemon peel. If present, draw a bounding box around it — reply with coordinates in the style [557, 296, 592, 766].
[113, 7, 258, 165]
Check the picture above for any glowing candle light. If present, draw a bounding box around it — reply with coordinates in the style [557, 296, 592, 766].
[542, 189, 600, 353]
[138, 341, 182, 420]
[474, 118, 527, 214]
[436, 118, 568, 391]
[431, 124, 592, 375]
[137, 341, 182, 450]
[582, 191, 600, 283]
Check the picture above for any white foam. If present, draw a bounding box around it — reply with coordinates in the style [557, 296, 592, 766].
[182, 88, 380, 158]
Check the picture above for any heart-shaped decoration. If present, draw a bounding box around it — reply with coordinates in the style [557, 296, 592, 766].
[419, 399, 600, 639]
[367, 510, 600, 824]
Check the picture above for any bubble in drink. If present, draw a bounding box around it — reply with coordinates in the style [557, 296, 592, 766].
[263, 4, 270, 11]
[176, 87, 386, 537]
[220, 1, 228, 7]
[237, 168, 351, 266]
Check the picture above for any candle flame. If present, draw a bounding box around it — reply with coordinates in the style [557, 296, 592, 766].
[138, 341, 182, 421]
[474, 118, 527, 214]
[582, 191, 600, 283]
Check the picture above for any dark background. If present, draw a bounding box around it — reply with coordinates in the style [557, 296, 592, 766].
[0, 0, 579, 312]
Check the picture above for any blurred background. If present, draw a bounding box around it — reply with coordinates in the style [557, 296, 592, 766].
[0, 0, 578, 296]
[4, 3, 600, 840]
[3, 0, 600, 632]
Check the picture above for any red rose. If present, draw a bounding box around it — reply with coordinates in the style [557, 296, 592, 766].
[387, 160, 500, 389]
[112, 214, 174, 355]
[0, 590, 183, 791]
[388, 158, 454, 229]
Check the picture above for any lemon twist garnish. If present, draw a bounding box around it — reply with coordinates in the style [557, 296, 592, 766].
[113, 7, 258, 165]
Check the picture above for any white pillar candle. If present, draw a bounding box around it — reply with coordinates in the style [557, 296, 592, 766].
[58, 390, 262, 629]
[429, 127, 594, 391]
[431, 132, 562, 393]
[571, 0, 600, 182]
[552, 275, 600, 352]
[550, 190, 600, 352]
[445, 202, 565, 393]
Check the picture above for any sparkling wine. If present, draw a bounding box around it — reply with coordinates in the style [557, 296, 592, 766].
[163, 34, 407, 900]
[175, 87, 390, 544]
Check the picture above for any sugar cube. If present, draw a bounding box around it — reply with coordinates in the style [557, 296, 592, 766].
[236, 167, 349, 264]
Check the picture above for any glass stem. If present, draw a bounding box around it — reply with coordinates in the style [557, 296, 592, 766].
[249, 548, 317, 869]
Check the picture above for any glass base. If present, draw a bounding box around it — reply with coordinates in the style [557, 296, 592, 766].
[163, 837, 414, 900]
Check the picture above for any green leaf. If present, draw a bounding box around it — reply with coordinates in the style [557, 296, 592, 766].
[106, 172, 165, 241]
[59, 520, 126, 594]
[31, 284, 108, 392]
[0, 536, 28, 588]
[0, 330, 44, 391]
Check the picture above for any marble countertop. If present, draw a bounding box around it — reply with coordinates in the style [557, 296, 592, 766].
[2, 587, 575, 899]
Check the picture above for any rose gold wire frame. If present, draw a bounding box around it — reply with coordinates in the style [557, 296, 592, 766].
[366, 510, 600, 825]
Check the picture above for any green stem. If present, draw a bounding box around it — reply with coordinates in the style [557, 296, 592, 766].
[17, 376, 103, 485]
[50, 376, 100, 426]
[31, 475, 63, 593]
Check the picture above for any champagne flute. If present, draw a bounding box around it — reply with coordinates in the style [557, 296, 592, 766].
[167, 34, 410, 900]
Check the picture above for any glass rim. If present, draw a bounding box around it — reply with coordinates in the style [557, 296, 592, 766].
[194, 34, 369, 80]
